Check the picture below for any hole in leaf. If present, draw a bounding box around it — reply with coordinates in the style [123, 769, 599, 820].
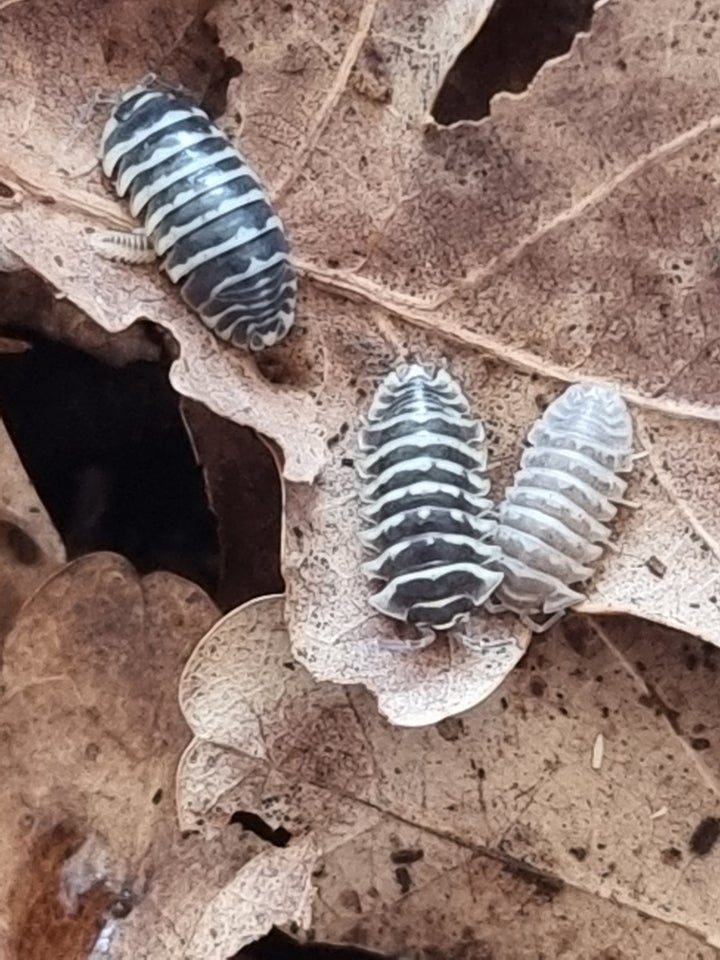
[229, 811, 292, 848]
[432, 0, 596, 124]
[155, 4, 244, 119]
[234, 928, 401, 959]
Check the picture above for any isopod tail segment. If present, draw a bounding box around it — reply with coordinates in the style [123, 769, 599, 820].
[487, 381, 635, 634]
[95, 78, 297, 351]
[357, 362, 504, 652]
[89, 228, 156, 264]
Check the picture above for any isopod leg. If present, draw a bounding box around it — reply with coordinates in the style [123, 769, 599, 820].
[378, 626, 437, 653]
[521, 610, 566, 634]
[484, 597, 507, 614]
[455, 632, 513, 654]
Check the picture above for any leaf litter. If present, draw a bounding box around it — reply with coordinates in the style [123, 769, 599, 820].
[0, 552, 317, 960]
[179, 592, 720, 954]
[3, 0, 720, 953]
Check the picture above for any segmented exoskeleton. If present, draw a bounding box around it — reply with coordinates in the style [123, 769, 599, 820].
[96, 83, 296, 350]
[357, 364, 502, 650]
[487, 382, 634, 633]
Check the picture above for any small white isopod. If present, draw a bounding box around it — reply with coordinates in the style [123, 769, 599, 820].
[487, 382, 635, 633]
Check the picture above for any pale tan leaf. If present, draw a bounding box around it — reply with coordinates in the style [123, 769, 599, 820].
[184, 838, 318, 960]
[179, 595, 290, 757]
[178, 589, 720, 949]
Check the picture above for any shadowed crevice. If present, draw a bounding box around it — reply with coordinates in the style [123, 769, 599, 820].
[432, 0, 597, 124]
[0, 329, 220, 596]
[234, 928, 403, 960]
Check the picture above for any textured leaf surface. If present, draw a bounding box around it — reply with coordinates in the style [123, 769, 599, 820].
[0, 552, 319, 960]
[0, 553, 221, 957]
[180, 593, 720, 954]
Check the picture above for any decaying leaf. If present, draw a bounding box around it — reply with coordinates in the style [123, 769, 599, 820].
[0, 414, 63, 643]
[179, 592, 720, 952]
[0, 270, 164, 367]
[0, 415, 64, 564]
[0, 552, 222, 957]
[101, 833, 318, 960]
[3, 0, 720, 721]
[0, 551, 320, 959]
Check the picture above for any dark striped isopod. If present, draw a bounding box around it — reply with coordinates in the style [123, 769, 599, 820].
[487, 382, 635, 633]
[357, 363, 502, 650]
[95, 82, 296, 351]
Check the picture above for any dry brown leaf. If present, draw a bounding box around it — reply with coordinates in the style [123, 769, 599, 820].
[0, 415, 64, 643]
[2, 1, 720, 707]
[0, 551, 318, 958]
[101, 833, 318, 960]
[0, 416, 64, 564]
[178, 592, 720, 951]
[0, 552, 222, 958]
[180, 398, 284, 611]
[0, 270, 165, 367]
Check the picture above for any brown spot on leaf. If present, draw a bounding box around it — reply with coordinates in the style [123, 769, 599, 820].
[645, 555, 667, 579]
[393, 865, 412, 894]
[390, 848, 424, 866]
[689, 817, 720, 856]
[338, 888, 363, 913]
[7, 822, 114, 960]
[661, 846, 683, 866]
[351, 39, 392, 103]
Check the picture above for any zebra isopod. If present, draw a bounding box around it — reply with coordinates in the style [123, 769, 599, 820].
[488, 382, 634, 633]
[357, 363, 502, 650]
[98, 83, 296, 351]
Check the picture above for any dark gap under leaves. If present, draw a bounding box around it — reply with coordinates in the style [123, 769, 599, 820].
[181, 400, 284, 610]
[0, 271, 284, 610]
[432, 0, 596, 124]
[233, 928, 402, 960]
[0, 333, 220, 596]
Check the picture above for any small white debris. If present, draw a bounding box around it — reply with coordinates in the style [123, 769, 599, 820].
[591, 732, 604, 770]
[649, 806, 668, 821]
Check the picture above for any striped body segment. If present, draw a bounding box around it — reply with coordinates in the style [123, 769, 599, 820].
[99, 86, 296, 350]
[490, 383, 634, 632]
[357, 364, 502, 648]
